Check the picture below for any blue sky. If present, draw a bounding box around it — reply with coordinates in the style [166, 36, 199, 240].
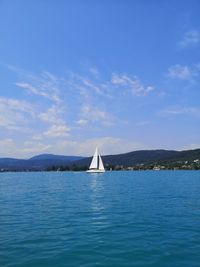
[0, 0, 200, 158]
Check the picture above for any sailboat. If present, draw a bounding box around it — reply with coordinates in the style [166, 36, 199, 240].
[86, 147, 105, 173]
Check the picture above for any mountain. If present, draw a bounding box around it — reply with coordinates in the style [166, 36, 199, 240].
[30, 154, 83, 161]
[0, 149, 200, 171]
[0, 154, 83, 171]
[0, 158, 27, 170]
[75, 149, 200, 167]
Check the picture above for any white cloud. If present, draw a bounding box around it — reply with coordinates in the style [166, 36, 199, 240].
[167, 64, 192, 80]
[0, 138, 15, 157]
[0, 138, 51, 158]
[180, 30, 200, 48]
[160, 106, 200, 116]
[0, 136, 145, 158]
[89, 67, 100, 78]
[82, 79, 103, 94]
[0, 97, 34, 131]
[111, 73, 154, 96]
[66, 70, 154, 101]
[2, 66, 157, 158]
[38, 105, 71, 138]
[80, 104, 115, 126]
[15, 70, 61, 103]
[44, 124, 70, 138]
[15, 81, 60, 103]
[80, 137, 142, 155]
[10, 68, 72, 137]
[19, 143, 51, 156]
[182, 144, 200, 150]
[56, 136, 144, 156]
[0, 94, 70, 138]
[9, 65, 155, 103]
[0, 95, 71, 141]
[32, 134, 44, 141]
[67, 73, 106, 96]
[76, 119, 88, 126]
[0, 97, 34, 114]
[38, 105, 64, 124]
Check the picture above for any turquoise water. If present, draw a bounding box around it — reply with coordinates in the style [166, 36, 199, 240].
[0, 171, 200, 267]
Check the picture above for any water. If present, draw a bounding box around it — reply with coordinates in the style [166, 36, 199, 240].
[0, 171, 200, 267]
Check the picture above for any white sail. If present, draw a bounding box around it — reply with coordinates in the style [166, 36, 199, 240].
[98, 155, 105, 171]
[87, 147, 105, 173]
[89, 147, 98, 169]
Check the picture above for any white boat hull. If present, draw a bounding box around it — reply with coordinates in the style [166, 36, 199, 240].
[86, 169, 105, 173]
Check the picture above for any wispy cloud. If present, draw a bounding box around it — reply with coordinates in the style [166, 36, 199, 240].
[38, 105, 65, 125]
[19, 143, 51, 157]
[89, 67, 100, 78]
[6, 65, 61, 103]
[65, 69, 155, 100]
[15, 82, 60, 103]
[66, 72, 109, 97]
[79, 104, 115, 126]
[0, 97, 34, 114]
[76, 119, 88, 126]
[111, 73, 154, 96]
[12, 66, 155, 105]
[160, 106, 200, 116]
[166, 63, 200, 84]
[183, 143, 200, 150]
[0, 138, 16, 157]
[38, 105, 70, 138]
[2, 65, 157, 157]
[43, 124, 70, 138]
[14, 70, 61, 103]
[0, 135, 145, 158]
[81, 78, 103, 95]
[0, 86, 70, 138]
[58, 136, 144, 156]
[0, 97, 34, 131]
[180, 30, 200, 48]
[0, 138, 51, 158]
[9, 67, 72, 139]
[167, 64, 192, 80]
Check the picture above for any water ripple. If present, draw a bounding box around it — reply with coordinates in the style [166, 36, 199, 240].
[0, 171, 200, 266]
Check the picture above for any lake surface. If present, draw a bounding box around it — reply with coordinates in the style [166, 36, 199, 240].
[0, 171, 200, 267]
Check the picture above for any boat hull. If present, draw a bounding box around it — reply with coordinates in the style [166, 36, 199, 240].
[86, 169, 105, 173]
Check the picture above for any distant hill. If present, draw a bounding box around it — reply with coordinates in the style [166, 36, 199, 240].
[75, 149, 200, 167]
[0, 149, 200, 171]
[0, 154, 83, 171]
[30, 154, 83, 161]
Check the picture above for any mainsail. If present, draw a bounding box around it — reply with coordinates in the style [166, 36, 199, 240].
[89, 147, 98, 169]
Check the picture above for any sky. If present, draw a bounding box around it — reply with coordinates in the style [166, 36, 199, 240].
[0, 0, 200, 158]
